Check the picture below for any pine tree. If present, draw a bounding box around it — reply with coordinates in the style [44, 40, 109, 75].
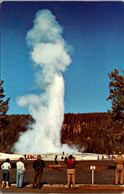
[0, 80, 10, 115]
[107, 69, 124, 120]
[0, 80, 10, 152]
[106, 69, 124, 153]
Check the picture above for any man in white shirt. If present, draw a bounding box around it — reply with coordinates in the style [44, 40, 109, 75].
[1, 158, 11, 188]
[16, 157, 25, 188]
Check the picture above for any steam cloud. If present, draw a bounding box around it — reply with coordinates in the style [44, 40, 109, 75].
[14, 9, 76, 154]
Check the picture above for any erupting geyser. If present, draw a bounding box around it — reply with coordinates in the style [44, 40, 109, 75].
[14, 9, 76, 154]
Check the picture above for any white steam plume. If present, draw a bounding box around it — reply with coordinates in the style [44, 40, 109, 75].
[14, 9, 77, 154]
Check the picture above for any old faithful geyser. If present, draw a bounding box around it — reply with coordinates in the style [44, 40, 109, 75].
[14, 9, 74, 153]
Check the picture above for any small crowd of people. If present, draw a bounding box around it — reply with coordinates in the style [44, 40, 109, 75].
[97, 154, 115, 160]
[1, 154, 46, 189]
[1, 152, 124, 189]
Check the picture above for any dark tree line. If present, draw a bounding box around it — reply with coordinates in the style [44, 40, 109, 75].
[0, 114, 34, 153]
[1, 112, 123, 154]
[61, 113, 109, 153]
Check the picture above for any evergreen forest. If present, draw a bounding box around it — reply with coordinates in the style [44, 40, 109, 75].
[0, 113, 123, 154]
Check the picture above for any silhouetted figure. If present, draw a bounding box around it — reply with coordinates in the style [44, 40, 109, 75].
[24, 154, 27, 160]
[61, 152, 65, 159]
[55, 155, 58, 164]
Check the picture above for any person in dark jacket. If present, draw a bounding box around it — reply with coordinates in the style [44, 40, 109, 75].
[32, 154, 45, 189]
[64, 155, 77, 189]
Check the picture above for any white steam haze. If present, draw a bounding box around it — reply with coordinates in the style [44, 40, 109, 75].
[14, 9, 77, 154]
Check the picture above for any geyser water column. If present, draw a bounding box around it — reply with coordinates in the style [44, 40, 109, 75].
[14, 9, 73, 153]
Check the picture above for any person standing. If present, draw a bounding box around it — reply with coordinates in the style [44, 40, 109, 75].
[32, 154, 45, 189]
[55, 155, 58, 164]
[64, 155, 77, 189]
[1, 158, 11, 188]
[16, 157, 25, 188]
[114, 152, 124, 185]
[61, 152, 65, 159]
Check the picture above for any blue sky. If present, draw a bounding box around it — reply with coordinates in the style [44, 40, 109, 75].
[1, 1, 124, 115]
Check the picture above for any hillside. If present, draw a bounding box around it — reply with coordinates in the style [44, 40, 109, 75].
[0, 113, 123, 154]
[61, 113, 109, 153]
